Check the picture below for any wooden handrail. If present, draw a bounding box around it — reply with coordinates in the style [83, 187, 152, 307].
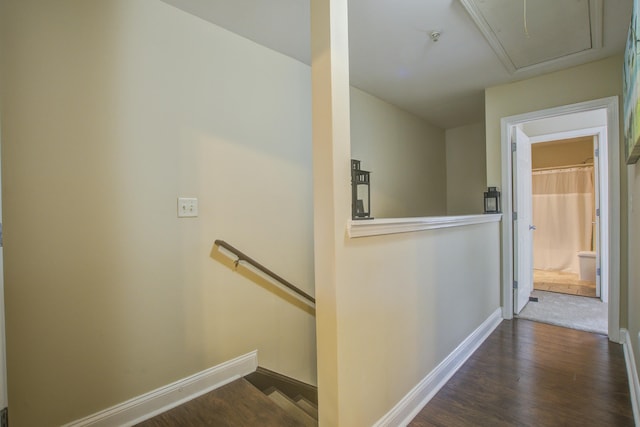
[214, 240, 316, 305]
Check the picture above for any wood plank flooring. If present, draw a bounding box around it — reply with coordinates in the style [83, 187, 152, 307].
[409, 319, 634, 426]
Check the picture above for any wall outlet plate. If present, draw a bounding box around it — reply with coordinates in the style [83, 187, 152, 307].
[178, 197, 198, 217]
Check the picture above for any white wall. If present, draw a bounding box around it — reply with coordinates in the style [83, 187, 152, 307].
[0, 1, 316, 425]
[446, 122, 487, 215]
[350, 87, 446, 218]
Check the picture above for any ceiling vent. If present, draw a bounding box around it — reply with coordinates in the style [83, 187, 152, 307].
[460, 0, 603, 74]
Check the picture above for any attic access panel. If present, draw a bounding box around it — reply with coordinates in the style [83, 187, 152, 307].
[461, 0, 602, 73]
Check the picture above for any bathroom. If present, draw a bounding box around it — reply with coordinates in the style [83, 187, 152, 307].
[517, 134, 608, 335]
[531, 136, 599, 298]
[513, 110, 613, 337]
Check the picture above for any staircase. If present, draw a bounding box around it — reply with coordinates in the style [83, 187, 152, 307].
[135, 367, 318, 426]
[244, 367, 318, 426]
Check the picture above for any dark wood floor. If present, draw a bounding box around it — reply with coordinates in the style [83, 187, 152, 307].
[135, 319, 633, 426]
[410, 319, 634, 426]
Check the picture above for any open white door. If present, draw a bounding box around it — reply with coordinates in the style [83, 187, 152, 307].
[513, 126, 534, 314]
[593, 136, 601, 299]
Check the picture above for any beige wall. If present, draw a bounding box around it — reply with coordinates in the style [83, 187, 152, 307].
[312, 2, 501, 424]
[350, 87, 446, 217]
[0, 1, 317, 425]
[335, 224, 501, 425]
[445, 122, 487, 215]
[485, 54, 628, 330]
[629, 163, 640, 389]
[484, 52, 640, 415]
[485, 55, 623, 186]
[531, 137, 594, 169]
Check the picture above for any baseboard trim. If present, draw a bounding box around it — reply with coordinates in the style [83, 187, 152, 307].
[621, 329, 640, 427]
[62, 350, 258, 427]
[245, 366, 317, 405]
[373, 308, 503, 427]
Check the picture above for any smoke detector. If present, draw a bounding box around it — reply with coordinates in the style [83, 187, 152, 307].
[429, 31, 442, 42]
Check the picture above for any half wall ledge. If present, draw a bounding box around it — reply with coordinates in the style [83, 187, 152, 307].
[348, 214, 502, 238]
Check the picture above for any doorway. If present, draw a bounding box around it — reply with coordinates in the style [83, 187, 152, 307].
[500, 97, 621, 342]
[530, 136, 599, 299]
[520, 132, 608, 335]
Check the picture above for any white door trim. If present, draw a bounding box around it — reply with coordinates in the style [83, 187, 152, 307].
[527, 126, 606, 144]
[500, 96, 621, 343]
[527, 126, 608, 303]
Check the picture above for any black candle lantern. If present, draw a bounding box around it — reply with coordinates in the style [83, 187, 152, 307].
[351, 159, 373, 220]
[484, 187, 501, 213]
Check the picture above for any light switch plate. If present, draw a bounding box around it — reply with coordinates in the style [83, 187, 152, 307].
[178, 197, 198, 217]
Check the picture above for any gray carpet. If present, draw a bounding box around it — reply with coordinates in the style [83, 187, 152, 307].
[517, 290, 607, 335]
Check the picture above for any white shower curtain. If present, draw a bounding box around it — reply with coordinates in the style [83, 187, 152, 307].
[532, 166, 594, 274]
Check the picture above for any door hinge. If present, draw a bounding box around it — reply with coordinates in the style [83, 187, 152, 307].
[513, 212, 518, 221]
[1, 407, 8, 427]
[513, 280, 518, 289]
[511, 142, 517, 152]
[597, 267, 601, 276]
[596, 208, 600, 217]
[595, 148, 599, 157]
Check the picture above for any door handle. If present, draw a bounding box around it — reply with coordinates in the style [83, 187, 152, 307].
[529, 225, 537, 231]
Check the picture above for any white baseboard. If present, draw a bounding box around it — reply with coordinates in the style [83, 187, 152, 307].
[622, 329, 640, 427]
[373, 308, 503, 427]
[62, 350, 258, 427]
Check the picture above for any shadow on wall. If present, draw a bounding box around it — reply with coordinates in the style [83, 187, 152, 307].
[210, 242, 316, 317]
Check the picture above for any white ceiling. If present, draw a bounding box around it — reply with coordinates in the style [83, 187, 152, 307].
[461, 0, 602, 72]
[159, 0, 632, 129]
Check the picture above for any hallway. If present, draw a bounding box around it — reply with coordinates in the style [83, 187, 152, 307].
[410, 319, 633, 426]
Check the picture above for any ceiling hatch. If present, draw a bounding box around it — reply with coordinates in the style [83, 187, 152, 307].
[460, 0, 602, 74]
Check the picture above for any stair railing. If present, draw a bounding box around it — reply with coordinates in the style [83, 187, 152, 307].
[213, 240, 315, 308]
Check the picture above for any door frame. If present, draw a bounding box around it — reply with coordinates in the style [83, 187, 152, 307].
[500, 96, 621, 343]
[528, 126, 608, 303]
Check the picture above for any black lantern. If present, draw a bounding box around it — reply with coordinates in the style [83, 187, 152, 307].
[484, 187, 501, 213]
[351, 159, 373, 220]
